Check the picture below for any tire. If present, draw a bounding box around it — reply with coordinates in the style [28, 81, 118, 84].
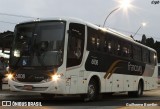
[82, 79, 99, 101]
[128, 81, 143, 97]
[40, 93, 55, 99]
[137, 81, 143, 97]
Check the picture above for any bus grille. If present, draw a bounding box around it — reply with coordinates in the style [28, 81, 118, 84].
[15, 69, 50, 82]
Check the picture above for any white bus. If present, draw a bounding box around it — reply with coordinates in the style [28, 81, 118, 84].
[8, 17, 158, 101]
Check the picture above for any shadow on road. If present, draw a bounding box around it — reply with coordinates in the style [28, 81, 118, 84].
[0, 91, 159, 106]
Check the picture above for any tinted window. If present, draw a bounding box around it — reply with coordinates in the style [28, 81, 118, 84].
[121, 42, 130, 57]
[87, 27, 103, 51]
[114, 39, 121, 56]
[67, 23, 85, 67]
[133, 45, 142, 61]
[106, 36, 114, 54]
[142, 49, 149, 63]
[150, 51, 156, 65]
[11, 22, 65, 67]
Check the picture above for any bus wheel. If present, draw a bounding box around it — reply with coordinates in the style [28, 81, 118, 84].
[85, 79, 99, 101]
[136, 81, 143, 97]
[40, 93, 55, 99]
[128, 81, 143, 97]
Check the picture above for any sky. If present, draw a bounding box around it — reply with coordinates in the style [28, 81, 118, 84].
[0, 0, 160, 41]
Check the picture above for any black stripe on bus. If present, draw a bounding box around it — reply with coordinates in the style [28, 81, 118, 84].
[85, 51, 155, 79]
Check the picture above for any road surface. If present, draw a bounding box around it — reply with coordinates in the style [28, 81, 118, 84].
[0, 86, 160, 109]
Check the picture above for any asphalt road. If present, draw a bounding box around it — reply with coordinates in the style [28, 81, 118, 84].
[0, 87, 160, 109]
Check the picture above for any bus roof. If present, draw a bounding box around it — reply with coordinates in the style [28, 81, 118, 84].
[18, 17, 156, 53]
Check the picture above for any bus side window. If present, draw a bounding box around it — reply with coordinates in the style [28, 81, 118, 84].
[154, 53, 157, 65]
[67, 23, 85, 68]
[105, 33, 114, 54]
[99, 35, 104, 52]
[87, 27, 101, 52]
[90, 35, 96, 51]
[122, 47, 127, 56]
[127, 44, 132, 59]
[114, 39, 121, 56]
[87, 27, 96, 51]
[104, 38, 108, 52]
[96, 37, 100, 51]
[142, 49, 149, 63]
[121, 42, 131, 58]
[133, 45, 142, 62]
[107, 41, 114, 54]
[150, 51, 156, 65]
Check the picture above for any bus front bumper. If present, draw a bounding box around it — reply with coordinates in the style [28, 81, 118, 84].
[8, 79, 66, 94]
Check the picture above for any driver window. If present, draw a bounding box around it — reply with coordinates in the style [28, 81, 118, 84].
[67, 23, 85, 68]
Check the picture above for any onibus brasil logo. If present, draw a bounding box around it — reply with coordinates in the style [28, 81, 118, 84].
[2, 101, 42, 106]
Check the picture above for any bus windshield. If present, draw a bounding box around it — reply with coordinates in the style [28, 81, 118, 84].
[10, 21, 65, 67]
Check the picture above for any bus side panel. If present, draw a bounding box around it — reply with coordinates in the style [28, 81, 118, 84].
[123, 75, 134, 91]
[112, 74, 123, 92]
[105, 74, 112, 92]
[143, 64, 158, 90]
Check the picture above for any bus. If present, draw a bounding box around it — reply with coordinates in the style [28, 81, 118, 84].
[7, 17, 158, 101]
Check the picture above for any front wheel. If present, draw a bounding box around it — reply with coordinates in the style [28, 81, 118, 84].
[82, 79, 99, 101]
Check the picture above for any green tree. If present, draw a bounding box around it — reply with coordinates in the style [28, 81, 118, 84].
[146, 37, 154, 49]
[141, 34, 146, 45]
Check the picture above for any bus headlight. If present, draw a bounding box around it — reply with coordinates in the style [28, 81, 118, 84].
[51, 74, 61, 81]
[14, 49, 20, 57]
[7, 74, 14, 80]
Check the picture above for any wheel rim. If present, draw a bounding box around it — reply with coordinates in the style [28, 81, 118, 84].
[88, 84, 95, 99]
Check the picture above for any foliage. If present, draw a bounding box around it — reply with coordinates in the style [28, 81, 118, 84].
[138, 34, 160, 63]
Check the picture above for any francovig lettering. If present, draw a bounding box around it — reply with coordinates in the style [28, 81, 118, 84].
[128, 62, 142, 73]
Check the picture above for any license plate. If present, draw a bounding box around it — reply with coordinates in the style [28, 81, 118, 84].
[23, 85, 33, 90]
